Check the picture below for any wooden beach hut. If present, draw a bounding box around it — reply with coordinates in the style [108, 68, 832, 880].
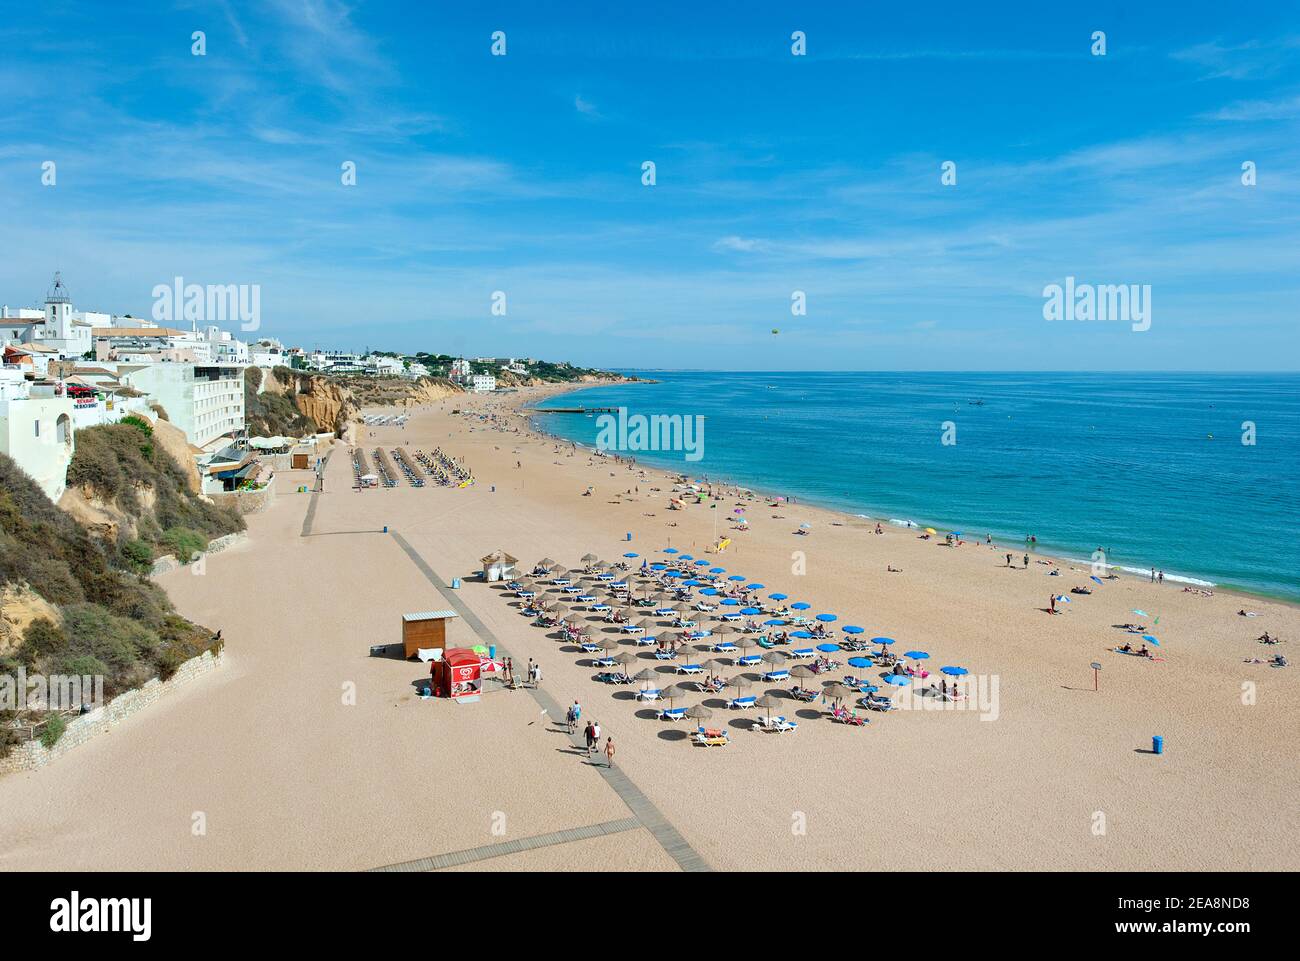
[402, 609, 459, 659]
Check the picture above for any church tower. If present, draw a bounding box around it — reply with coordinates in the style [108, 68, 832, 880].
[44, 271, 73, 339]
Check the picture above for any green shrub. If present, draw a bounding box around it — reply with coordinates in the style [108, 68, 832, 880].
[18, 617, 67, 665]
[58, 653, 110, 679]
[161, 527, 208, 563]
[39, 713, 67, 749]
[120, 414, 154, 437]
[120, 539, 154, 573]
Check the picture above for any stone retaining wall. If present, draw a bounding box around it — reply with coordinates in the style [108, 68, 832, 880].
[0, 650, 225, 776]
[150, 531, 249, 576]
[208, 481, 277, 515]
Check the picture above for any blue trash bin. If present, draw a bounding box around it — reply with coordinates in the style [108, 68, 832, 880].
[451, 577, 461, 589]
[1152, 735, 1164, 755]
[489, 645, 496, 660]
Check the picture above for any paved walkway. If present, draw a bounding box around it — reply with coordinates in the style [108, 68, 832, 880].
[368, 817, 641, 872]
[389, 531, 711, 872]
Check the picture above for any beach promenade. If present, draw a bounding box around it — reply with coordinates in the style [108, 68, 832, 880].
[1, 387, 1296, 872]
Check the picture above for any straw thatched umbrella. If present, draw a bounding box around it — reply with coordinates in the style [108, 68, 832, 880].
[664, 683, 694, 707]
[613, 651, 636, 666]
[763, 650, 789, 665]
[633, 668, 659, 682]
[823, 682, 856, 704]
[790, 664, 816, 683]
[581, 553, 599, 563]
[635, 619, 654, 631]
[712, 623, 734, 636]
[684, 704, 713, 724]
[703, 659, 729, 677]
[754, 693, 783, 720]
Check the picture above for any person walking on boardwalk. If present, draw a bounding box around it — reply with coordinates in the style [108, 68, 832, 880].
[604, 737, 616, 769]
[584, 721, 596, 753]
[590, 720, 601, 754]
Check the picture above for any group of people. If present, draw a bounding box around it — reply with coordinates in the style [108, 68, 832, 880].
[567, 702, 616, 766]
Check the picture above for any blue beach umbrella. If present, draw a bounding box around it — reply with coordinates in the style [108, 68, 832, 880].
[623, 552, 639, 558]
[817, 643, 840, 652]
[679, 554, 693, 561]
[720, 598, 741, 606]
[741, 607, 762, 615]
[764, 618, 786, 626]
[847, 657, 873, 668]
[662, 548, 678, 554]
[665, 571, 683, 579]
[650, 563, 667, 571]
[904, 650, 930, 660]
[871, 637, 896, 646]
[940, 666, 969, 677]
[860, 684, 880, 693]
[816, 613, 838, 623]
[1141, 634, 1161, 647]
[791, 602, 812, 611]
[1089, 575, 1103, 585]
[700, 587, 718, 595]
[710, 567, 726, 574]
[882, 674, 912, 686]
[694, 559, 709, 566]
[842, 625, 864, 634]
[746, 583, 765, 590]
[791, 630, 814, 639]
[728, 575, 746, 581]
[769, 593, 788, 601]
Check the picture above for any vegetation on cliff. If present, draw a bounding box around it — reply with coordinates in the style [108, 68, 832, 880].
[0, 452, 221, 756]
[65, 418, 244, 563]
[244, 365, 319, 437]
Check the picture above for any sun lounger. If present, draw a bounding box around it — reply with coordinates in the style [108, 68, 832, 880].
[636, 688, 662, 701]
[654, 649, 678, 660]
[593, 656, 616, 667]
[756, 638, 775, 649]
[623, 625, 645, 633]
[790, 647, 814, 658]
[676, 663, 704, 675]
[753, 715, 797, 733]
[595, 672, 632, 684]
[634, 635, 656, 646]
[737, 654, 763, 667]
[693, 731, 730, 747]
[711, 641, 739, 653]
[579, 642, 602, 653]
[790, 687, 819, 702]
[657, 707, 687, 721]
[727, 694, 757, 709]
[762, 669, 791, 682]
[720, 613, 742, 621]
[862, 695, 895, 712]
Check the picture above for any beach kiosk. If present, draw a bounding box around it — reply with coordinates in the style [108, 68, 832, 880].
[402, 609, 459, 659]
[432, 647, 482, 702]
[480, 550, 519, 582]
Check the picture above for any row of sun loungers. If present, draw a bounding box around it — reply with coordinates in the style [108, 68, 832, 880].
[372, 448, 398, 488]
[390, 448, 425, 487]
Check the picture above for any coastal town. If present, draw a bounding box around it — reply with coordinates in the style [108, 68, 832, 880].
[1, 272, 590, 505]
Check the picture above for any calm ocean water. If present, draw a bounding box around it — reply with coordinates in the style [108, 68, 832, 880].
[530, 372, 1300, 602]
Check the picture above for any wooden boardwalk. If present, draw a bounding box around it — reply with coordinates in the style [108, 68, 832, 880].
[369, 817, 641, 872]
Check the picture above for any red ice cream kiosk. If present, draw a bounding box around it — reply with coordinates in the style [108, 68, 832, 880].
[433, 647, 482, 703]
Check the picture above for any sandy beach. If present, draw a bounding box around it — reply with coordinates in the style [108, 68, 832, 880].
[2, 384, 1296, 872]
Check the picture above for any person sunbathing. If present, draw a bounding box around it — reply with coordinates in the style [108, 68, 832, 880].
[1138, 645, 1150, 657]
[1119, 642, 1133, 653]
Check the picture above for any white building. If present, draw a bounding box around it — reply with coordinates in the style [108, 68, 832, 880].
[0, 274, 95, 359]
[120, 363, 246, 448]
[0, 374, 76, 501]
[449, 358, 472, 382]
[468, 373, 496, 393]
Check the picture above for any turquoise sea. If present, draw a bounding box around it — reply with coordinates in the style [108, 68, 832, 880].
[530, 372, 1300, 602]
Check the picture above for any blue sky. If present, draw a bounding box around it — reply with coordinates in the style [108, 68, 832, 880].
[1, 1, 1297, 370]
